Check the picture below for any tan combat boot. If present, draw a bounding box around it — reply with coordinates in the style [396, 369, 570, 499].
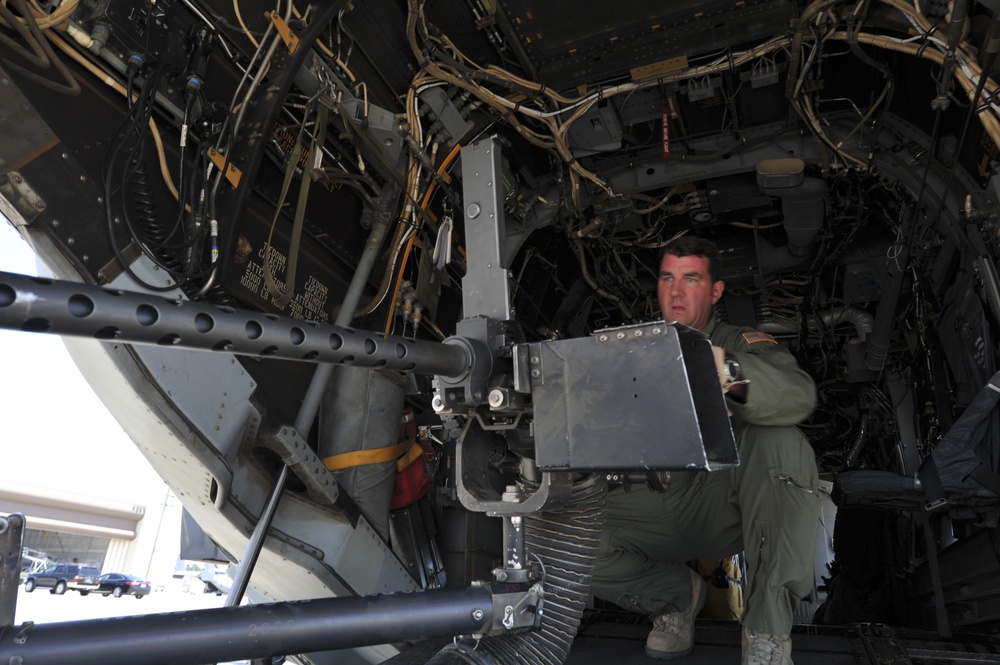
[644, 568, 707, 660]
[742, 625, 793, 665]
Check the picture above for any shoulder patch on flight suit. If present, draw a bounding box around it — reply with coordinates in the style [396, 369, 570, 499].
[742, 331, 777, 345]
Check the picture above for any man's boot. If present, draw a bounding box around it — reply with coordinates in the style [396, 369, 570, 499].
[644, 568, 707, 660]
[742, 625, 793, 665]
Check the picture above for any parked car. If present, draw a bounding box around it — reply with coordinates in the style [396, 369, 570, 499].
[96, 573, 151, 598]
[23, 564, 101, 595]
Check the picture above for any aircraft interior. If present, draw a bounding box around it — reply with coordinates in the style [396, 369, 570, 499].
[3, 0, 1000, 663]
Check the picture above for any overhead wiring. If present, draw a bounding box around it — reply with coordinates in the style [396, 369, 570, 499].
[46, 32, 180, 200]
[39, 8, 223, 291]
[379, 142, 462, 333]
[0, 0, 79, 95]
[0, 0, 80, 31]
[405, 0, 796, 202]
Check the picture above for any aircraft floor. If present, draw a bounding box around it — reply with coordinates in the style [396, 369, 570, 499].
[566, 614, 1000, 664]
[567, 616, 852, 664]
[385, 614, 1000, 664]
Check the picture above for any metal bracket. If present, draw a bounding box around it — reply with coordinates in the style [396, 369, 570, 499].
[488, 581, 543, 634]
[258, 426, 340, 505]
[0, 171, 45, 227]
[266, 11, 300, 54]
[0, 513, 25, 628]
[207, 147, 243, 188]
[455, 418, 572, 515]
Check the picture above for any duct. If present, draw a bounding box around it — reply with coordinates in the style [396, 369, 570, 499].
[318, 368, 407, 541]
[818, 306, 874, 342]
[757, 159, 825, 257]
[778, 177, 826, 256]
[758, 318, 797, 334]
[866, 242, 909, 371]
[757, 307, 873, 342]
[425, 474, 607, 665]
[756, 237, 807, 276]
[316, 188, 408, 543]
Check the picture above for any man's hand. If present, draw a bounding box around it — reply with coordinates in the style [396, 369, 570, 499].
[713, 346, 747, 404]
[712, 346, 728, 388]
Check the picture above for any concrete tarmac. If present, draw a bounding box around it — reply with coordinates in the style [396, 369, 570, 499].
[13, 582, 228, 625]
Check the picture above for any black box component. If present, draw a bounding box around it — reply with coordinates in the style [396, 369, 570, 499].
[528, 321, 738, 472]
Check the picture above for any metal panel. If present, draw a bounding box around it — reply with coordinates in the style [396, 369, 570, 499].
[530, 321, 737, 471]
[460, 138, 512, 321]
[496, 0, 796, 89]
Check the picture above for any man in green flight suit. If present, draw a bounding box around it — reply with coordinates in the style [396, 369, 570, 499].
[591, 236, 821, 665]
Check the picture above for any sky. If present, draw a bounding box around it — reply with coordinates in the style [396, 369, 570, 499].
[0, 221, 171, 509]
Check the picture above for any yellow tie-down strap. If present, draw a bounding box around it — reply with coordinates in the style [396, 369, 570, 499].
[322, 438, 423, 473]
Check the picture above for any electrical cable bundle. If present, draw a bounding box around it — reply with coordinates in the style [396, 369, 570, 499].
[102, 61, 213, 292]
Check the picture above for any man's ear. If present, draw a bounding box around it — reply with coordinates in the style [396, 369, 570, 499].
[711, 280, 724, 303]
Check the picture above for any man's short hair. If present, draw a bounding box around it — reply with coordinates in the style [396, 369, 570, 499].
[660, 236, 721, 283]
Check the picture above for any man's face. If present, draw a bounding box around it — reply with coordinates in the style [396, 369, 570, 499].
[657, 253, 724, 332]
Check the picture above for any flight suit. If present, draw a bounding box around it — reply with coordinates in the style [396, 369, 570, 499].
[591, 315, 821, 635]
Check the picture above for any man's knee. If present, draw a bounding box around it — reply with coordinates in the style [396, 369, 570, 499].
[734, 424, 819, 503]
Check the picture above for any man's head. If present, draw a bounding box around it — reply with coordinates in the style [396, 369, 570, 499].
[657, 236, 724, 332]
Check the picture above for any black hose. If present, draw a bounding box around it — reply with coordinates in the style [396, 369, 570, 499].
[425, 474, 607, 665]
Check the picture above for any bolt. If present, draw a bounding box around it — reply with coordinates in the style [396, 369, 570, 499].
[530, 356, 539, 364]
[531, 369, 540, 378]
[431, 395, 444, 412]
[634, 330, 643, 337]
[501, 485, 521, 502]
[599, 334, 608, 342]
[495, 570, 508, 581]
[467, 202, 481, 219]
[488, 389, 505, 408]
[652, 327, 662, 334]
[616, 332, 625, 339]
[472, 609, 484, 621]
[10, 656, 23, 665]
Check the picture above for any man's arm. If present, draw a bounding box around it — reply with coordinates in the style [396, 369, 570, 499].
[717, 331, 816, 426]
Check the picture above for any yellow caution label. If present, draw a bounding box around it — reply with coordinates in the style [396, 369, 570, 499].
[630, 55, 689, 81]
